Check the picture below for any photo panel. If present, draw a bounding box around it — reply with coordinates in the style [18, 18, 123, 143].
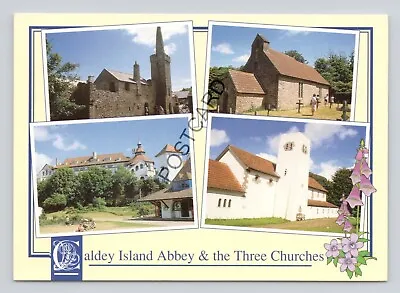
[42, 21, 198, 121]
[205, 21, 360, 122]
[30, 115, 198, 237]
[201, 113, 370, 237]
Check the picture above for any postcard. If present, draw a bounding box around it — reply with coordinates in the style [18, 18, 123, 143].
[14, 14, 388, 281]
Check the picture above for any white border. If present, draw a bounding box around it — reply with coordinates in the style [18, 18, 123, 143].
[204, 21, 360, 122]
[41, 20, 198, 122]
[30, 114, 199, 238]
[200, 113, 370, 237]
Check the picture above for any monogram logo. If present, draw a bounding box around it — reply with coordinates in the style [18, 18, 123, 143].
[51, 236, 82, 281]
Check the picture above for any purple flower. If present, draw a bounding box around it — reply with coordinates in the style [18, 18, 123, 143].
[355, 148, 369, 161]
[360, 175, 377, 197]
[338, 201, 351, 216]
[336, 213, 347, 226]
[343, 220, 353, 232]
[360, 159, 372, 177]
[338, 252, 357, 272]
[345, 186, 364, 209]
[324, 239, 342, 258]
[350, 162, 361, 185]
[342, 233, 364, 257]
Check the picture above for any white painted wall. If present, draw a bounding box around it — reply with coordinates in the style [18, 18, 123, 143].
[218, 150, 246, 186]
[308, 189, 327, 201]
[306, 206, 338, 219]
[128, 160, 156, 179]
[155, 152, 183, 182]
[161, 199, 173, 218]
[206, 190, 247, 219]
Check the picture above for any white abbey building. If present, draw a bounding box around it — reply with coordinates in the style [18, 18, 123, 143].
[206, 132, 338, 221]
[37, 142, 183, 182]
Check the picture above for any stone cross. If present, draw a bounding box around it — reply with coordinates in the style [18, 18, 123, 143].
[339, 100, 351, 121]
[296, 99, 303, 113]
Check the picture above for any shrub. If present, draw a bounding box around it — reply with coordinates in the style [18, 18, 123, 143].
[42, 193, 67, 213]
[93, 197, 107, 209]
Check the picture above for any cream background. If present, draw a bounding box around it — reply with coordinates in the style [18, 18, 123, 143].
[13, 14, 388, 281]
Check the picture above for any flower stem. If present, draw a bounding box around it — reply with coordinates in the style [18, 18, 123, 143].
[356, 206, 360, 234]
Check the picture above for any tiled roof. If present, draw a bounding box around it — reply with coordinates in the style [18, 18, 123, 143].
[129, 154, 154, 165]
[173, 159, 192, 181]
[307, 199, 338, 208]
[101, 69, 148, 85]
[264, 48, 330, 85]
[55, 153, 130, 168]
[308, 177, 328, 192]
[228, 69, 265, 95]
[137, 187, 192, 202]
[221, 145, 279, 178]
[207, 160, 245, 194]
[155, 144, 182, 157]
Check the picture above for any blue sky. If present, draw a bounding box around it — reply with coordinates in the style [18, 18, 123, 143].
[46, 23, 193, 91]
[210, 25, 356, 67]
[33, 118, 190, 172]
[209, 117, 368, 180]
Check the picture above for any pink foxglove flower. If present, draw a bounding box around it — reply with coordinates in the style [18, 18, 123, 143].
[360, 175, 377, 197]
[345, 186, 364, 209]
[324, 239, 342, 258]
[336, 213, 347, 226]
[338, 201, 351, 216]
[338, 252, 357, 272]
[350, 161, 361, 185]
[360, 159, 372, 177]
[342, 233, 364, 257]
[343, 220, 353, 232]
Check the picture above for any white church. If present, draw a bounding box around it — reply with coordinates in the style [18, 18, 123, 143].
[206, 132, 338, 221]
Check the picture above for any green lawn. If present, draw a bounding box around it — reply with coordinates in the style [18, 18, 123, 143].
[206, 217, 356, 234]
[244, 104, 348, 121]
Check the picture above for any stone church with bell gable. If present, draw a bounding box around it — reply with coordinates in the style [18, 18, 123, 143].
[70, 27, 182, 119]
[219, 34, 330, 113]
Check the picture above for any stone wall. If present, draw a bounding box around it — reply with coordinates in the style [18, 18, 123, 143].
[219, 77, 237, 113]
[235, 95, 264, 113]
[277, 76, 329, 110]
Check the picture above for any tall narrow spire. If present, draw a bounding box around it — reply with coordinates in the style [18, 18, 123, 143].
[155, 26, 165, 55]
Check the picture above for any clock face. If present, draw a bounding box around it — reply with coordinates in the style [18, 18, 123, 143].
[284, 142, 294, 151]
[302, 145, 308, 154]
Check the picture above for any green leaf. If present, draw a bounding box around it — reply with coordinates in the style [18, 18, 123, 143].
[359, 250, 370, 257]
[358, 231, 370, 237]
[355, 266, 362, 277]
[333, 257, 339, 267]
[346, 269, 353, 279]
[358, 238, 369, 243]
[365, 256, 378, 261]
[339, 250, 346, 258]
[327, 256, 333, 265]
[357, 256, 367, 265]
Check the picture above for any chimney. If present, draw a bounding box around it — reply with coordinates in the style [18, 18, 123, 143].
[87, 75, 94, 83]
[55, 158, 58, 166]
[134, 61, 141, 95]
[92, 151, 97, 159]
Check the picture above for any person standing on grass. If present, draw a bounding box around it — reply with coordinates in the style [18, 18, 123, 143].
[325, 94, 329, 106]
[311, 94, 317, 116]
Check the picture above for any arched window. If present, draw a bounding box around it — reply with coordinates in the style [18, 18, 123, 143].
[228, 199, 231, 208]
[218, 199, 221, 207]
[135, 166, 139, 171]
[140, 164, 144, 169]
[223, 199, 227, 207]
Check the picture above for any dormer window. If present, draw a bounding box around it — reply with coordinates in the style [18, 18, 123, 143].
[302, 145, 308, 154]
[284, 142, 294, 151]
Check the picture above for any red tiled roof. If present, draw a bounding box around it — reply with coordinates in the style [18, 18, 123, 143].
[220, 145, 279, 178]
[308, 199, 338, 208]
[55, 153, 130, 168]
[129, 154, 154, 165]
[207, 160, 245, 194]
[228, 69, 265, 95]
[308, 177, 328, 192]
[155, 144, 182, 157]
[265, 48, 330, 85]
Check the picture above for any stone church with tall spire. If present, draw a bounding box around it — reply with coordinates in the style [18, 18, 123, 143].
[71, 26, 177, 118]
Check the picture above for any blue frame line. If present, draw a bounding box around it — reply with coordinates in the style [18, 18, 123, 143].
[27, 25, 375, 258]
[88, 264, 312, 267]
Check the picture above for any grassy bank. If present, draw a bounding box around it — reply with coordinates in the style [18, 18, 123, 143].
[205, 217, 289, 227]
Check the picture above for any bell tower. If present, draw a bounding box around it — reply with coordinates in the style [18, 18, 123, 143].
[273, 132, 311, 221]
[150, 26, 173, 114]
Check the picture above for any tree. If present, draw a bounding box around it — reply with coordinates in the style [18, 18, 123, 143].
[76, 167, 113, 205]
[209, 66, 241, 83]
[110, 167, 138, 206]
[42, 193, 68, 213]
[138, 178, 162, 198]
[38, 168, 77, 207]
[314, 52, 354, 93]
[284, 50, 307, 63]
[326, 168, 353, 207]
[46, 39, 84, 121]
